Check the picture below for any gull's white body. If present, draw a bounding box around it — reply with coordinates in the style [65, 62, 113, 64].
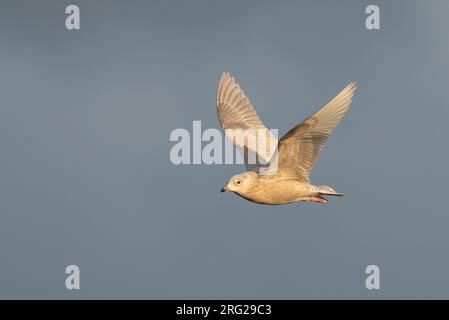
[222, 172, 342, 205]
[217, 73, 356, 205]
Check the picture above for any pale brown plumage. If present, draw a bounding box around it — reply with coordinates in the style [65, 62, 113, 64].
[217, 72, 356, 205]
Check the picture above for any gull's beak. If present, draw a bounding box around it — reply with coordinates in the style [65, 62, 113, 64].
[220, 186, 229, 193]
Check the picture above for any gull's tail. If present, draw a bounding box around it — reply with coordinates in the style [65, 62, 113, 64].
[318, 185, 344, 197]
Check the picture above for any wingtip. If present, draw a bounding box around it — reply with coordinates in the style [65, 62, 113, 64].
[220, 72, 234, 79]
[349, 81, 357, 90]
[218, 72, 234, 88]
[342, 81, 357, 98]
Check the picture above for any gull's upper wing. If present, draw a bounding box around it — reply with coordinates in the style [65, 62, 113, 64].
[216, 72, 278, 168]
[277, 82, 356, 182]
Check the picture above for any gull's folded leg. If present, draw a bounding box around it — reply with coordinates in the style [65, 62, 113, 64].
[310, 196, 328, 203]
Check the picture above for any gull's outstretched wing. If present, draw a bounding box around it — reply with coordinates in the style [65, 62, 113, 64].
[277, 82, 356, 182]
[216, 72, 278, 169]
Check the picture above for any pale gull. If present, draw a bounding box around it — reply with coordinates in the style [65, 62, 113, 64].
[217, 72, 356, 205]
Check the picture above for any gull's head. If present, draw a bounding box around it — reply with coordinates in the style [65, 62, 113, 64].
[220, 172, 257, 194]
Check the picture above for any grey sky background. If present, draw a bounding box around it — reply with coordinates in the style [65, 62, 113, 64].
[0, 0, 448, 299]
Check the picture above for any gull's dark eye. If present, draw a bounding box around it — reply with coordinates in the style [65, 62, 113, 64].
[236, 180, 241, 185]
